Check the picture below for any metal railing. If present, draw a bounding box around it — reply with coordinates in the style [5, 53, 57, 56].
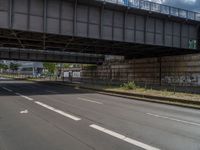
[98, 0, 200, 21]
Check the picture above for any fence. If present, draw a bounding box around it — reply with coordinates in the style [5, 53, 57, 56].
[97, 0, 200, 21]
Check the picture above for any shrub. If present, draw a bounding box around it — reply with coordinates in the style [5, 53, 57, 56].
[121, 81, 137, 90]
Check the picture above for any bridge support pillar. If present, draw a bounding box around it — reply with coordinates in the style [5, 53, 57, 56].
[158, 57, 162, 86]
[198, 25, 200, 50]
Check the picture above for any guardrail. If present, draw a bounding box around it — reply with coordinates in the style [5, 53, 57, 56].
[98, 0, 200, 21]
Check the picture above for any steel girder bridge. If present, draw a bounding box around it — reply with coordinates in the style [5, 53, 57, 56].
[0, 0, 199, 63]
[0, 47, 104, 64]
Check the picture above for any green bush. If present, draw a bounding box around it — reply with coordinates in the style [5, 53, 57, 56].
[121, 81, 137, 90]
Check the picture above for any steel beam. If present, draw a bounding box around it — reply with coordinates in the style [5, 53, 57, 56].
[0, 0, 199, 59]
[0, 47, 104, 64]
[73, 0, 78, 36]
[9, 0, 13, 29]
[198, 25, 200, 49]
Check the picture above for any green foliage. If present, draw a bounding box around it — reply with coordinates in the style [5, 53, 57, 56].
[121, 81, 137, 90]
[83, 64, 96, 67]
[0, 63, 8, 70]
[62, 63, 71, 68]
[82, 64, 97, 69]
[9, 62, 20, 71]
[43, 62, 56, 74]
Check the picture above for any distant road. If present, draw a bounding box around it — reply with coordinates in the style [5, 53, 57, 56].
[0, 79, 200, 150]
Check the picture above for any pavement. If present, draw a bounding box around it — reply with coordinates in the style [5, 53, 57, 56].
[0, 78, 200, 150]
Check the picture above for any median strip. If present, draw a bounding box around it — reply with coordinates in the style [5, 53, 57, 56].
[34, 101, 81, 121]
[90, 124, 160, 150]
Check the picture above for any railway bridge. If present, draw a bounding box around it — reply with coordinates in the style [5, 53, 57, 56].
[0, 0, 199, 62]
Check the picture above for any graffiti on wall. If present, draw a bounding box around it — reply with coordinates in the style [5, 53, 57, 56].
[162, 74, 200, 86]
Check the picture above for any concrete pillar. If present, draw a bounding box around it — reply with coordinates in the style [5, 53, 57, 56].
[198, 25, 200, 50]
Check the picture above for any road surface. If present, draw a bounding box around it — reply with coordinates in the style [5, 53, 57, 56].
[0, 78, 200, 150]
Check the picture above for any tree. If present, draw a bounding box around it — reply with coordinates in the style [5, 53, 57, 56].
[9, 62, 20, 71]
[43, 62, 56, 74]
[0, 63, 8, 70]
[63, 63, 71, 69]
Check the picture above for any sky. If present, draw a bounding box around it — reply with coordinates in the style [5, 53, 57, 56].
[148, 0, 200, 12]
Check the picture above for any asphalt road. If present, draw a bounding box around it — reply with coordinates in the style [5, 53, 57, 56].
[0, 79, 200, 150]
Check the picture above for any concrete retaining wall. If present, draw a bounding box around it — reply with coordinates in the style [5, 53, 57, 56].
[82, 53, 200, 87]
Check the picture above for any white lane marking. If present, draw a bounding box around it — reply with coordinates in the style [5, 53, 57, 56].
[46, 90, 57, 94]
[20, 109, 29, 114]
[90, 124, 160, 150]
[146, 113, 200, 127]
[15, 93, 33, 101]
[77, 97, 103, 105]
[35, 101, 81, 121]
[1, 87, 13, 92]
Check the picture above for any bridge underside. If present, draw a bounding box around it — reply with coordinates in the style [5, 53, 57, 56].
[0, 0, 199, 61]
[0, 28, 198, 59]
[0, 47, 104, 64]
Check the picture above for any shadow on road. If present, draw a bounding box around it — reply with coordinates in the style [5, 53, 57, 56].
[0, 79, 93, 96]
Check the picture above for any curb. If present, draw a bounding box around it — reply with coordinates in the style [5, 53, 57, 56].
[29, 80, 200, 109]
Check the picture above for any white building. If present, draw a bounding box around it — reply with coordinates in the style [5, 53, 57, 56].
[1, 60, 43, 76]
[18, 62, 43, 77]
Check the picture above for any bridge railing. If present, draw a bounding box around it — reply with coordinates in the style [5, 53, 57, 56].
[97, 0, 200, 21]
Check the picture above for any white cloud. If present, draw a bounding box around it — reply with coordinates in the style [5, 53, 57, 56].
[184, 0, 196, 3]
[148, 0, 165, 4]
[151, 0, 195, 4]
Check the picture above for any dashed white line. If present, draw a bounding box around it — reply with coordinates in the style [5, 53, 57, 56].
[34, 101, 81, 121]
[77, 97, 103, 105]
[15, 93, 33, 101]
[1, 87, 13, 92]
[90, 124, 160, 150]
[146, 113, 200, 127]
[20, 109, 29, 114]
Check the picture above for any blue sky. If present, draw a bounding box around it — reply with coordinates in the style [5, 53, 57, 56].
[148, 0, 200, 12]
